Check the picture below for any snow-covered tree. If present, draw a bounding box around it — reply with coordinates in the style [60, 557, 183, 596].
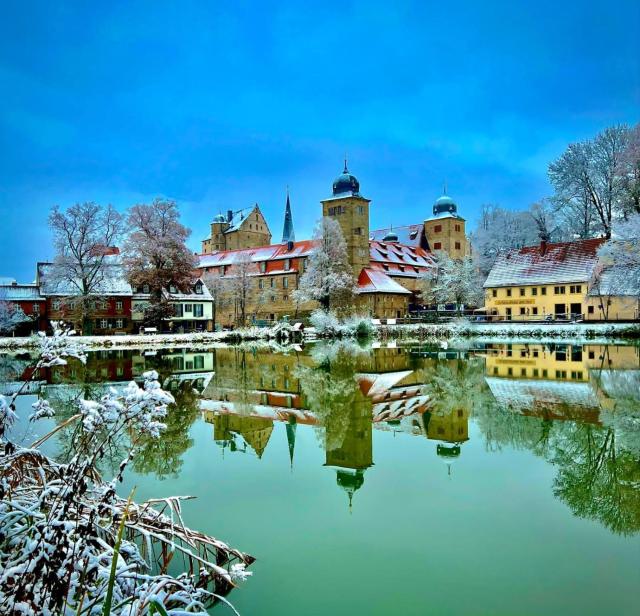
[549, 125, 630, 239]
[123, 198, 197, 326]
[618, 122, 640, 216]
[593, 214, 640, 313]
[202, 272, 228, 331]
[48, 202, 123, 334]
[419, 253, 483, 311]
[224, 251, 256, 327]
[470, 205, 540, 278]
[0, 291, 30, 335]
[294, 217, 354, 310]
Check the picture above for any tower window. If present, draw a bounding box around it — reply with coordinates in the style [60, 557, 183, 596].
[433, 242, 442, 249]
[455, 241, 461, 249]
[357, 206, 364, 215]
[455, 224, 461, 232]
[434, 225, 442, 233]
[354, 227, 362, 235]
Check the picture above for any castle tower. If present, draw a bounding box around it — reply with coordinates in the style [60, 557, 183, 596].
[320, 161, 371, 275]
[423, 189, 469, 259]
[281, 189, 295, 244]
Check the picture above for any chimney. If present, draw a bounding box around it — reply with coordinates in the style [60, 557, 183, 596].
[287, 240, 294, 251]
[540, 240, 547, 256]
[227, 209, 233, 222]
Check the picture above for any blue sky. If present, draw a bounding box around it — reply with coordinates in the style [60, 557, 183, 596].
[1, 0, 638, 280]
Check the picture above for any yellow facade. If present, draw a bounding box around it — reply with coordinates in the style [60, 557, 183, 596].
[484, 282, 590, 321]
[424, 215, 469, 259]
[321, 195, 371, 276]
[201, 205, 271, 254]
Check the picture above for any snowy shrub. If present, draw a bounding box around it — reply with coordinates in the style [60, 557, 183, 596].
[309, 309, 341, 336]
[341, 314, 374, 338]
[0, 329, 253, 615]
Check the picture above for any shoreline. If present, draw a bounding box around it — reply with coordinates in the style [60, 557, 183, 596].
[1, 321, 639, 353]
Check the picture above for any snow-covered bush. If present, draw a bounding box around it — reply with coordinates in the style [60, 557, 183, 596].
[309, 309, 341, 336]
[0, 328, 253, 615]
[341, 314, 374, 338]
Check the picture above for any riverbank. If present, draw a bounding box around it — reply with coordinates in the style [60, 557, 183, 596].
[1, 321, 638, 353]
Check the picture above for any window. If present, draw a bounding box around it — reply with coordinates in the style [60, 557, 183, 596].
[434, 242, 442, 250]
[492, 289, 497, 298]
[193, 304, 203, 317]
[328, 207, 335, 216]
[354, 227, 362, 235]
[455, 241, 461, 249]
[100, 319, 108, 329]
[169, 284, 177, 294]
[455, 224, 461, 232]
[506, 289, 512, 297]
[542, 369, 548, 378]
[259, 279, 264, 289]
[520, 288, 525, 297]
[521, 368, 527, 376]
[116, 318, 124, 329]
[283, 278, 289, 288]
[588, 305, 594, 314]
[284, 259, 291, 270]
[194, 355, 204, 369]
[270, 278, 275, 288]
[357, 205, 364, 215]
[541, 287, 547, 296]
[33, 303, 40, 314]
[493, 367, 498, 375]
[556, 370, 567, 379]
[220, 265, 226, 276]
[53, 300, 61, 310]
[554, 286, 566, 294]
[116, 300, 123, 311]
[142, 284, 150, 293]
[507, 367, 513, 376]
[532, 307, 538, 315]
[532, 287, 538, 296]
[195, 283, 203, 294]
[434, 225, 442, 233]
[185, 304, 193, 313]
[570, 285, 582, 294]
[116, 366, 124, 377]
[174, 304, 184, 317]
[533, 369, 539, 377]
[520, 307, 526, 315]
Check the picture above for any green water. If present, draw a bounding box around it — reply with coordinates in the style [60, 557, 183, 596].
[5, 341, 640, 614]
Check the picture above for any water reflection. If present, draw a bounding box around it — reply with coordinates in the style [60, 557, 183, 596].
[2, 341, 639, 534]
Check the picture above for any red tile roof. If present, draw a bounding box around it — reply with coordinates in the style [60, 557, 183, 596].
[484, 238, 606, 288]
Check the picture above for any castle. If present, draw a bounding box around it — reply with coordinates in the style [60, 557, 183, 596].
[197, 163, 471, 325]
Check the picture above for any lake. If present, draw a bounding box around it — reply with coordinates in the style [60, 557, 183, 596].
[3, 340, 640, 615]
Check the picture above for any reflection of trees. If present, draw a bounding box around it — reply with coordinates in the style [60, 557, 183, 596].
[133, 384, 200, 478]
[297, 342, 365, 453]
[474, 387, 640, 535]
[550, 424, 640, 536]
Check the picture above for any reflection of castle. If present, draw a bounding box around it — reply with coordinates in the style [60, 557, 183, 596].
[483, 343, 640, 421]
[201, 346, 473, 506]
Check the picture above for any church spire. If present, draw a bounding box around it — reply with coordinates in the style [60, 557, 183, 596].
[281, 187, 295, 244]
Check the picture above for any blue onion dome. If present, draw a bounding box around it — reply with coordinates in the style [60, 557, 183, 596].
[332, 161, 360, 196]
[433, 193, 457, 216]
[383, 230, 398, 242]
[213, 213, 226, 223]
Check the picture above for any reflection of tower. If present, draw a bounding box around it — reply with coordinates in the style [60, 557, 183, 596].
[211, 413, 274, 458]
[286, 415, 297, 469]
[325, 390, 374, 511]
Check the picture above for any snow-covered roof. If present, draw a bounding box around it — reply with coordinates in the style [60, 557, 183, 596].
[588, 264, 640, 297]
[0, 277, 16, 285]
[484, 238, 606, 288]
[37, 262, 133, 296]
[485, 377, 600, 411]
[0, 283, 44, 301]
[198, 240, 318, 268]
[165, 278, 213, 301]
[425, 212, 464, 222]
[357, 268, 411, 294]
[370, 224, 424, 247]
[224, 206, 256, 233]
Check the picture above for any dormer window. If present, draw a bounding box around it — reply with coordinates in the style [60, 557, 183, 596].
[284, 259, 291, 270]
[220, 265, 226, 276]
[195, 283, 203, 294]
[142, 284, 150, 294]
[169, 284, 177, 294]
[260, 262, 267, 273]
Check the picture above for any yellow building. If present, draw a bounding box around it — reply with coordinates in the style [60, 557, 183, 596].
[484, 238, 605, 321]
[423, 193, 470, 259]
